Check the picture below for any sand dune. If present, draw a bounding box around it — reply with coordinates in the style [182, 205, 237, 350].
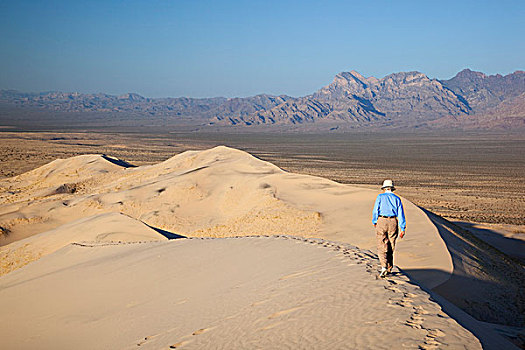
[0, 154, 130, 198]
[2, 146, 514, 348]
[0, 212, 167, 275]
[0, 236, 480, 349]
[0, 146, 451, 287]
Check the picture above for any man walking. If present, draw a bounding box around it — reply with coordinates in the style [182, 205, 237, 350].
[372, 180, 406, 278]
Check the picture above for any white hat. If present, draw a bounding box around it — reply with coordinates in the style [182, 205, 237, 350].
[381, 179, 395, 189]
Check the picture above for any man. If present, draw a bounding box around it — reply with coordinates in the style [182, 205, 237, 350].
[372, 179, 406, 278]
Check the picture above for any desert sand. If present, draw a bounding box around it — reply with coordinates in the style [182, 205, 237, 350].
[0, 236, 479, 349]
[0, 146, 521, 349]
[0, 212, 168, 275]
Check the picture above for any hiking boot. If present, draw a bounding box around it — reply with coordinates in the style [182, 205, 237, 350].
[379, 267, 388, 278]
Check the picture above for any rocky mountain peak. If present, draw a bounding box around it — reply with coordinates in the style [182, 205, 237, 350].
[313, 71, 373, 100]
[455, 68, 487, 79]
[118, 93, 145, 101]
[381, 71, 429, 85]
[441, 70, 525, 112]
[346, 70, 368, 83]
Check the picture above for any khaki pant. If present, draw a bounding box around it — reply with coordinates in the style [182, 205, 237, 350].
[376, 217, 398, 270]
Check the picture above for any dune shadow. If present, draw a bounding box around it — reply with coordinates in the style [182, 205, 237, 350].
[400, 268, 523, 349]
[178, 165, 209, 176]
[404, 208, 525, 349]
[144, 224, 186, 240]
[452, 221, 525, 264]
[101, 154, 137, 168]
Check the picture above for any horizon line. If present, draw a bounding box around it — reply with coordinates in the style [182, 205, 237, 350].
[1, 68, 523, 100]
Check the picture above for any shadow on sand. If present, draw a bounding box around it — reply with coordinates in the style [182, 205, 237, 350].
[145, 224, 186, 240]
[452, 221, 525, 264]
[402, 209, 525, 349]
[401, 268, 523, 349]
[101, 154, 137, 168]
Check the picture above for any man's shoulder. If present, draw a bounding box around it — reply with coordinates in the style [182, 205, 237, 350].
[382, 192, 401, 200]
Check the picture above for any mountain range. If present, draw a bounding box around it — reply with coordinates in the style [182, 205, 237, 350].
[1, 69, 524, 130]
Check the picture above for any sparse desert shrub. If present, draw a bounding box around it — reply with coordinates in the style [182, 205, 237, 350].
[54, 183, 77, 194]
[0, 225, 11, 237]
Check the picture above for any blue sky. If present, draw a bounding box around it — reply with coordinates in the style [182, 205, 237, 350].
[0, 0, 523, 97]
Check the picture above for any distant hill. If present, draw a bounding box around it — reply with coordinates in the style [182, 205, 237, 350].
[0, 90, 226, 117]
[1, 69, 523, 130]
[440, 69, 525, 113]
[429, 91, 525, 130]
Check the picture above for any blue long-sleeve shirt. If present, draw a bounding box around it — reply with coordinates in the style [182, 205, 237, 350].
[372, 191, 406, 231]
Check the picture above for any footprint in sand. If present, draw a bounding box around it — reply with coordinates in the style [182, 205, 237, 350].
[427, 329, 445, 338]
[267, 306, 302, 319]
[405, 319, 423, 329]
[136, 334, 160, 346]
[169, 340, 191, 348]
[168, 327, 215, 348]
[192, 327, 214, 335]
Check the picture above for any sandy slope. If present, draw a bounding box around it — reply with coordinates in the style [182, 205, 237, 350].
[0, 212, 167, 275]
[0, 236, 480, 349]
[0, 146, 452, 288]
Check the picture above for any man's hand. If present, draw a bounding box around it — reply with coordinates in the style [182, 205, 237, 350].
[399, 231, 405, 238]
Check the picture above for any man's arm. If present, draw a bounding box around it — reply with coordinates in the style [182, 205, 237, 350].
[372, 195, 380, 226]
[397, 197, 406, 237]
